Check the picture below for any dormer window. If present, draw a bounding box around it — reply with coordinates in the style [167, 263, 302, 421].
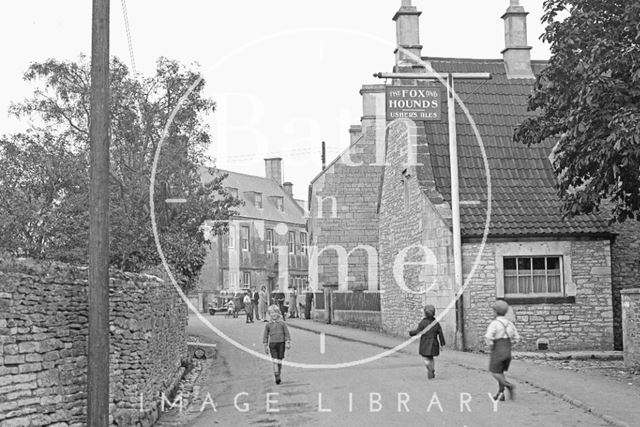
[268, 195, 284, 212]
[227, 187, 238, 199]
[255, 192, 262, 209]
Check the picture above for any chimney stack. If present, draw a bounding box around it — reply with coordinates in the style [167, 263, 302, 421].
[360, 84, 386, 141]
[501, 0, 534, 79]
[393, 0, 423, 70]
[283, 182, 293, 197]
[349, 125, 362, 146]
[264, 158, 282, 184]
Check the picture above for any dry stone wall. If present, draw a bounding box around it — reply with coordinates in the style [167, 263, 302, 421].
[0, 258, 188, 427]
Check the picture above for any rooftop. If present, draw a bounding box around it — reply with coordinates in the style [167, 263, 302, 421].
[200, 168, 306, 225]
[416, 57, 610, 238]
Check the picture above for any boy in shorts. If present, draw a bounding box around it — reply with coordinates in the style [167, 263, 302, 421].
[263, 306, 291, 384]
[485, 300, 520, 401]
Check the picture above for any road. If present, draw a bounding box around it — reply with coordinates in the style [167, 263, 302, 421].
[159, 314, 609, 427]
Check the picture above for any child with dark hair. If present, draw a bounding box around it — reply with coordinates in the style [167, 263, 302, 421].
[409, 305, 445, 379]
[485, 300, 520, 401]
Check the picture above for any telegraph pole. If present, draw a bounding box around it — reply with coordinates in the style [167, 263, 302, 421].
[88, 0, 110, 424]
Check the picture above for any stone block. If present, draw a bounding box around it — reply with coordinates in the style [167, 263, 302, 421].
[4, 344, 18, 355]
[590, 266, 610, 276]
[25, 353, 43, 363]
[6, 388, 32, 401]
[4, 354, 25, 365]
[18, 341, 40, 354]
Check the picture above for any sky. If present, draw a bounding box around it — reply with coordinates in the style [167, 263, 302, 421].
[0, 0, 550, 201]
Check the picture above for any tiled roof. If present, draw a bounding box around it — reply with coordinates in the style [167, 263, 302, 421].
[416, 58, 610, 238]
[200, 168, 306, 225]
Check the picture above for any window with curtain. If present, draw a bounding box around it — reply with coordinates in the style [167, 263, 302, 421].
[504, 256, 562, 296]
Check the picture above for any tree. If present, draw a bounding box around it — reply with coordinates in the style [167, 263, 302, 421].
[514, 0, 640, 222]
[0, 132, 88, 262]
[0, 56, 241, 289]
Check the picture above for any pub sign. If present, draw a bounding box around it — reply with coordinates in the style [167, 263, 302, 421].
[385, 85, 441, 121]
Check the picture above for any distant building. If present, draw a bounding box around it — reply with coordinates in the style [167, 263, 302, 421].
[199, 158, 308, 304]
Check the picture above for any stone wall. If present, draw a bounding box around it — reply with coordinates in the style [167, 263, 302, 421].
[378, 120, 457, 345]
[308, 88, 384, 292]
[621, 289, 640, 369]
[610, 221, 640, 350]
[0, 258, 188, 427]
[462, 240, 614, 351]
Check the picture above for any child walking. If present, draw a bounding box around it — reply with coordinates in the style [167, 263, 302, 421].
[409, 305, 445, 379]
[263, 306, 291, 384]
[485, 300, 520, 401]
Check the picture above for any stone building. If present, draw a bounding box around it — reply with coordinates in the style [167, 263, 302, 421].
[199, 158, 308, 304]
[307, 92, 384, 293]
[308, 0, 639, 351]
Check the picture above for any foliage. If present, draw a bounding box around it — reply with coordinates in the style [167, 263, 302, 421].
[0, 56, 241, 289]
[514, 0, 640, 221]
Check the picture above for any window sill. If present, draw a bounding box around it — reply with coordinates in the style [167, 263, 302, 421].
[504, 296, 575, 305]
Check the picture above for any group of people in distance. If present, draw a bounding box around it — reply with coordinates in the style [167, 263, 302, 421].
[222, 287, 314, 323]
[409, 300, 520, 402]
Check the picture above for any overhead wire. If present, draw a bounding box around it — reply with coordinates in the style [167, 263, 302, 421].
[121, 0, 136, 74]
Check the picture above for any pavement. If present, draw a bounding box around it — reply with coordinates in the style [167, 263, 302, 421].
[284, 317, 639, 427]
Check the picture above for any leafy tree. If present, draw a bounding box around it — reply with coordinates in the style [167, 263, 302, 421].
[0, 56, 241, 289]
[0, 132, 88, 262]
[514, 0, 640, 222]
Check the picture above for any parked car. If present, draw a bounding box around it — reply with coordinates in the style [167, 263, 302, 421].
[208, 299, 219, 315]
[212, 288, 251, 317]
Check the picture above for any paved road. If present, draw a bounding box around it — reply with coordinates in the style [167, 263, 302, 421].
[161, 314, 609, 427]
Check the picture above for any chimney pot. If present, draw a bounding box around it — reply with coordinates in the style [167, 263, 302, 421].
[283, 182, 293, 197]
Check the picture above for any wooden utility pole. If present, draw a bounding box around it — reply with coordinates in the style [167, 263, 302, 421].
[88, 0, 110, 425]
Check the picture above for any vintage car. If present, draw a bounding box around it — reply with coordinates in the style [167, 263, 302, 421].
[207, 299, 220, 315]
[211, 288, 251, 317]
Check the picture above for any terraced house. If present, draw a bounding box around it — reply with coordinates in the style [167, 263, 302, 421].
[198, 158, 309, 308]
[308, 0, 640, 351]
